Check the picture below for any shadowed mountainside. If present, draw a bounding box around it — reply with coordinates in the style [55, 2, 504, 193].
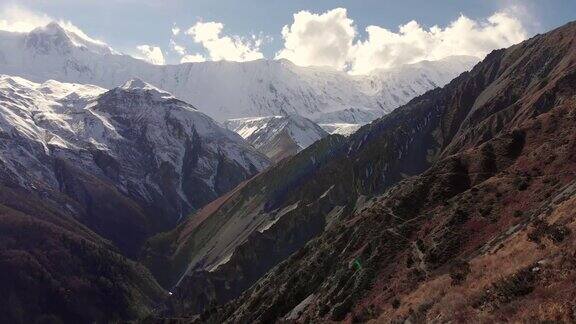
[0, 183, 167, 323]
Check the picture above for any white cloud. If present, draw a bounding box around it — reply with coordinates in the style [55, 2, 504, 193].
[0, 4, 109, 47]
[185, 21, 263, 62]
[276, 8, 356, 70]
[1, 4, 529, 71]
[172, 25, 180, 36]
[275, 7, 528, 74]
[170, 39, 186, 55]
[57, 20, 108, 47]
[181, 53, 206, 63]
[349, 11, 527, 74]
[0, 4, 51, 33]
[136, 45, 165, 65]
[169, 39, 205, 63]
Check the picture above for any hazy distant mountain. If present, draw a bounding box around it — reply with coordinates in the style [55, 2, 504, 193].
[225, 115, 328, 162]
[0, 22, 477, 130]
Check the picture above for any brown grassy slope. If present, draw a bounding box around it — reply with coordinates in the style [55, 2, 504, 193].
[363, 99, 576, 323]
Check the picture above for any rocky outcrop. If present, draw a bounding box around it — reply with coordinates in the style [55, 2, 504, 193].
[0, 76, 269, 257]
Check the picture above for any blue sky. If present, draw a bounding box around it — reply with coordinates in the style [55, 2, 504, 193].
[1, 0, 575, 70]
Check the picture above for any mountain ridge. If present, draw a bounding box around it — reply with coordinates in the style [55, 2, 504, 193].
[0, 22, 477, 126]
[0, 74, 269, 256]
[146, 20, 576, 321]
[225, 115, 329, 162]
[195, 20, 576, 323]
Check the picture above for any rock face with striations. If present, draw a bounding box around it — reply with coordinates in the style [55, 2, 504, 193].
[147, 21, 576, 322]
[0, 75, 269, 256]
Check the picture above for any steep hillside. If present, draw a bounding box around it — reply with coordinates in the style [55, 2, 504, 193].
[0, 22, 477, 125]
[0, 76, 167, 323]
[225, 115, 328, 162]
[0, 76, 268, 256]
[213, 105, 576, 322]
[146, 21, 576, 321]
[0, 183, 166, 323]
[142, 47, 497, 312]
[196, 21, 576, 323]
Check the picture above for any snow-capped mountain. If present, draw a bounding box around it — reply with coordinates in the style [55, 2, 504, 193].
[0, 74, 269, 254]
[318, 123, 362, 136]
[225, 115, 329, 162]
[0, 22, 478, 129]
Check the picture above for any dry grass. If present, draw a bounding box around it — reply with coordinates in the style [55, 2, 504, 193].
[370, 191, 576, 323]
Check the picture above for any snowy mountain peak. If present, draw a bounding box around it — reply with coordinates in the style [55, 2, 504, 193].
[120, 78, 161, 91]
[116, 78, 177, 102]
[26, 22, 115, 56]
[25, 22, 74, 55]
[226, 114, 328, 162]
[0, 26, 477, 129]
[0, 74, 269, 226]
[41, 21, 67, 35]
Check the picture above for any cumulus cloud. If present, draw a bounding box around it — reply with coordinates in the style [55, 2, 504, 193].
[185, 21, 263, 62]
[136, 45, 165, 65]
[349, 11, 527, 74]
[181, 53, 206, 63]
[275, 7, 528, 74]
[2, 4, 529, 70]
[276, 8, 355, 70]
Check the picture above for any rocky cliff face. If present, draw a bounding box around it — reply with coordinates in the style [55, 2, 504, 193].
[0, 76, 269, 256]
[150, 21, 576, 322]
